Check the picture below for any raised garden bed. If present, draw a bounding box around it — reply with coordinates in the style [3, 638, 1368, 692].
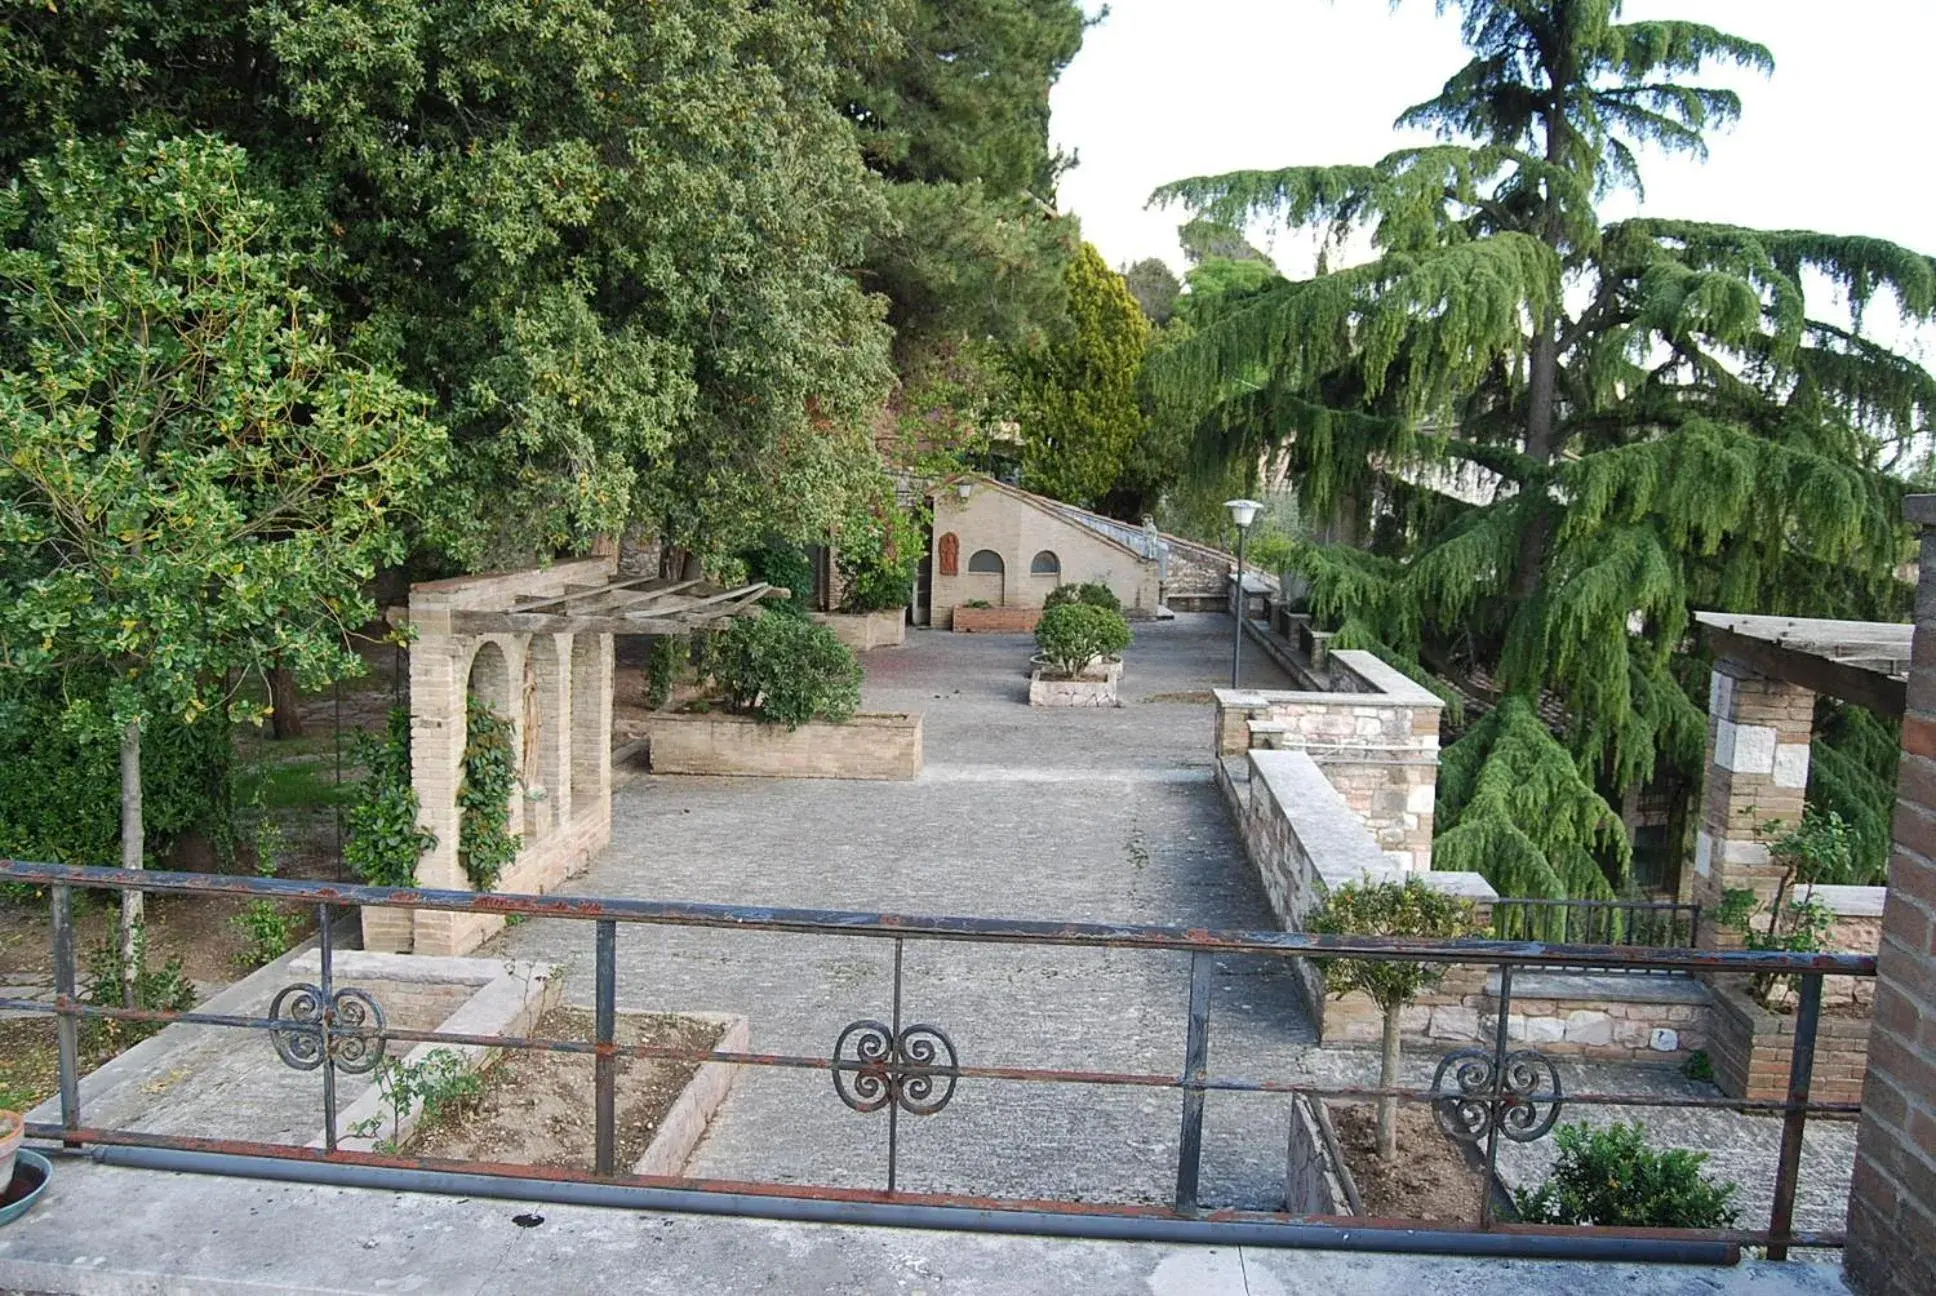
[401, 1005, 745, 1176]
[1328, 1102, 1489, 1223]
[641, 710, 922, 781]
[1028, 659, 1122, 708]
[1707, 977, 1871, 1106]
[952, 605, 1041, 633]
[811, 608, 907, 651]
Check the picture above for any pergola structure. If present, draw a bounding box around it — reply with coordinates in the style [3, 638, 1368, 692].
[371, 557, 781, 957]
[1689, 612, 1909, 940]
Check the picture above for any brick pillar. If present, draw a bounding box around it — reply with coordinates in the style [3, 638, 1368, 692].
[1690, 661, 1815, 942]
[1845, 494, 1936, 1296]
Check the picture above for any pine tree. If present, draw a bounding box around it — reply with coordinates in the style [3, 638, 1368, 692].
[1012, 243, 1152, 508]
[1148, 1, 1933, 900]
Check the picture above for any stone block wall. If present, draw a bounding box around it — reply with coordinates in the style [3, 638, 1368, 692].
[1214, 650, 1444, 872]
[1846, 494, 1936, 1296]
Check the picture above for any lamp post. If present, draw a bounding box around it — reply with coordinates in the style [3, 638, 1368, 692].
[1224, 498, 1263, 688]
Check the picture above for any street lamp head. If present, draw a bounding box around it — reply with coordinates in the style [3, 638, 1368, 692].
[1224, 498, 1264, 529]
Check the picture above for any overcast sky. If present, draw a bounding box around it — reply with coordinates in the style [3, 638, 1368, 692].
[1052, 0, 1936, 291]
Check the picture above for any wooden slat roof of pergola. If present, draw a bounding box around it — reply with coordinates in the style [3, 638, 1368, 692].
[1694, 612, 1912, 718]
[447, 574, 785, 636]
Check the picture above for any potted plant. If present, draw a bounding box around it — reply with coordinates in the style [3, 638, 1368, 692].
[1029, 602, 1133, 707]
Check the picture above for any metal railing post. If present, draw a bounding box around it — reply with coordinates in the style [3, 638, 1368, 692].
[1479, 963, 1513, 1230]
[1767, 972, 1824, 1261]
[594, 919, 617, 1176]
[52, 884, 80, 1142]
[318, 903, 338, 1151]
[1174, 950, 1214, 1212]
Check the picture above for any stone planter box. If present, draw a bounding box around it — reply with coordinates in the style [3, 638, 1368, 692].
[632, 1013, 749, 1176]
[952, 605, 1041, 633]
[643, 711, 922, 781]
[1708, 977, 1871, 1105]
[1028, 668, 1119, 707]
[811, 607, 907, 651]
[1286, 1092, 1358, 1215]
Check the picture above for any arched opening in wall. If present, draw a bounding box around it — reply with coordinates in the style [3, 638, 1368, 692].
[1029, 550, 1061, 580]
[523, 636, 563, 842]
[966, 548, 1006, 607]
[569, 634, 605, 827]
[465, 639, 522, 851]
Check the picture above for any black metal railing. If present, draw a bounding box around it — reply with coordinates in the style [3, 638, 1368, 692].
[1492, 897, 1701, 954]
[0, 859, 1873, 1264]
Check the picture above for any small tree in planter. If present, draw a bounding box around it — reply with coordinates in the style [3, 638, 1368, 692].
[1515, 1121, 1738, 1229]
[1034, 603, 1132, 678]
[1717, 810, 1851, 1007]
[1306, 877, 1479, 1158]
[837, 499, 923, 615]
[712, 613, 863, 729]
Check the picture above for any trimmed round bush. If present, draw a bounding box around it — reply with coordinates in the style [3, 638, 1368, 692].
[712, 612, 863, 729]
[1034, 603, 1132, 677]
[1513, 1121, 1738, 1230]
[1043, 581, 1121, 613]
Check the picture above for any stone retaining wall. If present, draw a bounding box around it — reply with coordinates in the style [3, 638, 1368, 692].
[643, 711, 922, 781]
[1214, 651, 1443, 872]
[1286, 1093, 1353, 1215]
[1220, 749, 1495, 1041]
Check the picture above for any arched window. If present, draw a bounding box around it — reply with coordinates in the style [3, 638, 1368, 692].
[1029, 550, 1061, 577]
[967, 549, 1004, 574]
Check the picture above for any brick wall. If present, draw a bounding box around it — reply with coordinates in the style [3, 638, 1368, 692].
[1707, 978, 1872, 1106]
[1846, 493, 1936, 1296]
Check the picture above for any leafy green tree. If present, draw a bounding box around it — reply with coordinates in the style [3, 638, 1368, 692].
[1151, 1, 1932, 900]
[1306, 878, 1477, 1159]
[0, 0, 899, 569]
[0, 134, 445, 992]
[1122, 258, 1182, 326]
[1013, 243, 1152, 507]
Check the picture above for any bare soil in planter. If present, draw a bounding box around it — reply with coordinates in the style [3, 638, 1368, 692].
[1329, 1102, 1488, 1224]
[412, 1006, 724, 1171]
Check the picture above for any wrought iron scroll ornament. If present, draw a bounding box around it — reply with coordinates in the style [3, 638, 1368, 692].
[1430, 1047, 1563, 1143]
[268, 983, 388, 1074]
[832, 1020, 959, 1115]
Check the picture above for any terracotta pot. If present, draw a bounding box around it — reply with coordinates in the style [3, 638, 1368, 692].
[0, 1110, 21, 1190]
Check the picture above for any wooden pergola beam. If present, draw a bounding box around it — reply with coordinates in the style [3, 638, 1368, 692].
[450, 583, 780, 637]
[1702, 625, 1907, 718]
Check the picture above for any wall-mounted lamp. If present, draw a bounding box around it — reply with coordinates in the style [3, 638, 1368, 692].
[955, 482, 973, 501]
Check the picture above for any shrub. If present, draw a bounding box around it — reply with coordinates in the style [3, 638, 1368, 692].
[838, 499, 923, 614]
[1514, 1122, 1738, 1230]
[457, 699, 519, 892]
[712, 613, 862, 729]
[230, 816, 295, 970]
[344, 707, 435, 888]
[1034, 603, 1132, 677]
[644, 635, 689, 709]
[1043, 581, 1121, 613]
[85, 922, 195, 1046]
[741, 540, 814, 615]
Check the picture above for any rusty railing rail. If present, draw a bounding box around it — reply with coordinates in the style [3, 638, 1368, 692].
[0, 859, 1876, 1263]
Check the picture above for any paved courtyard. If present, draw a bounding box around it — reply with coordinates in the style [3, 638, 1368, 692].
[490, 615, 1856, 1236]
